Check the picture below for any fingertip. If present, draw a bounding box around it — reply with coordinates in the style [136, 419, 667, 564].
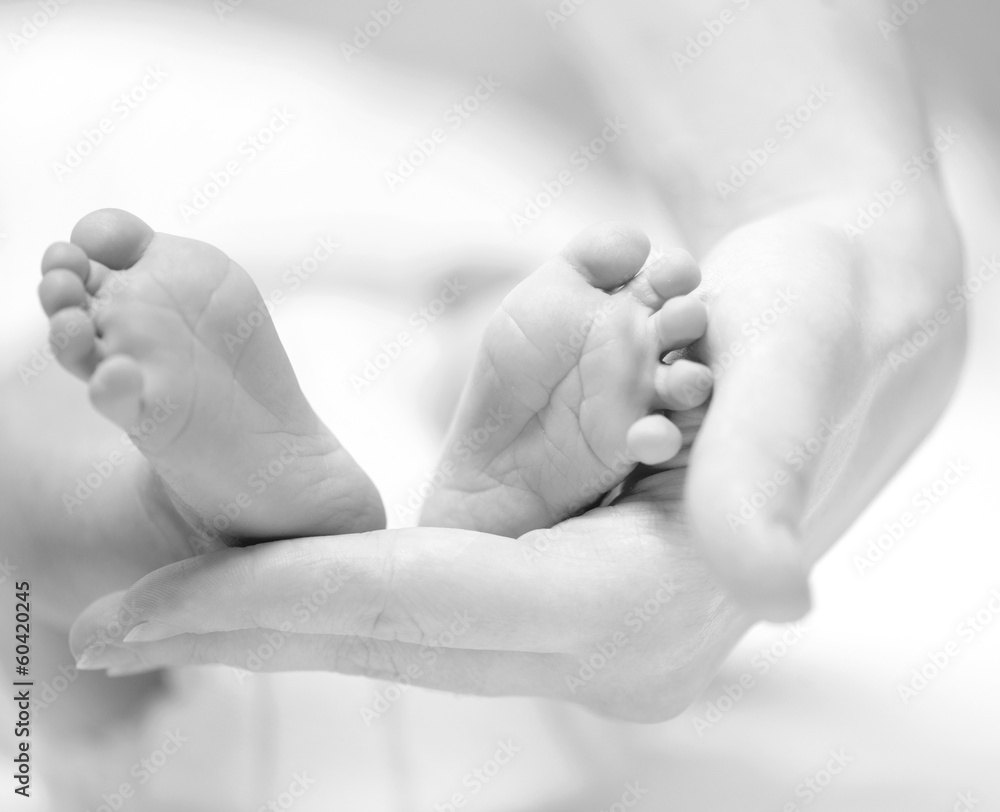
[707, 523, 812, 622]
[68, 590, 132, 660]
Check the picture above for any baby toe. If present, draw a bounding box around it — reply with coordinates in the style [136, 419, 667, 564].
[626, 414, 683, 465]
[70, 208, 155, 270]
[90, 355, 145, 430]
[41, 241, 92, 283]
[655, 359, 713, 410]
[645, 248, 701, 302]
[559, 221, 651, 290]
[38, 269, 88, 317]
[85, 260, 112, 295]
[654, 294, 708, 353]
[49, 307, 99, 379]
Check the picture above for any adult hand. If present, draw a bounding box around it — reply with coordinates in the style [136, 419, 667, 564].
[684, 206, 966, 620]
[70, 422, 752, 723]
[67, 202, 966, 719]
[567, 0, 967, 618]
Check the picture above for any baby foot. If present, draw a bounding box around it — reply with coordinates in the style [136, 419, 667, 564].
[420, 221, 712, 537]
[38, 209, 384, 543]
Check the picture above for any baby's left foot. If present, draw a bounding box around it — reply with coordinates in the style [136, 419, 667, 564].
[420, 222, 712, 537]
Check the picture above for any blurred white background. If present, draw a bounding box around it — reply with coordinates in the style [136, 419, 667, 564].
[0, 1, 998, 810]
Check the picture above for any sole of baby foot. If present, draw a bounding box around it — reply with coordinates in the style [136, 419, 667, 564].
[40, 208, 385, 543]
[420, 221, 712, 537]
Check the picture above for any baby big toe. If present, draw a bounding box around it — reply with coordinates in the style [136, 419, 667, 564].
[49, 307, 99, 379]
[560, 221, 651, 290]
[70, 208, 155, 270]
[89, 355, 144, 430]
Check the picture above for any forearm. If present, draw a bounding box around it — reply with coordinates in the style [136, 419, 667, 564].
[571, 0, 953, 249]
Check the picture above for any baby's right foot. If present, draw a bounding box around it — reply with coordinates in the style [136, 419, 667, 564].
[38, 209, 384, 545]
[421, 222, 712, 537]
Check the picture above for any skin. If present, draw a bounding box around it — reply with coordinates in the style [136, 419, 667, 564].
[7, 0, 965, 723]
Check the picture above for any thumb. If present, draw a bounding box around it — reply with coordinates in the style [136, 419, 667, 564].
[686, 224, 865, 621]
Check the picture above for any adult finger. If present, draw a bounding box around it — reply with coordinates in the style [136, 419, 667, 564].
[73, 523, 675, 654]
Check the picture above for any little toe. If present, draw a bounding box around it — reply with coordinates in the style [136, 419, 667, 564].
[645, 248, 701, 302]
[49, 307, 99, 379]
[558, 221, 651, 290]
[41, 241, 91, 283]
[626, 414, 683, 465]
[654, 295, 708, 353]
[70, 208, 155, 270]
[655, 359, 714, 411]
[39, 270, 88, 317]
[90, 355, 144, 430]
